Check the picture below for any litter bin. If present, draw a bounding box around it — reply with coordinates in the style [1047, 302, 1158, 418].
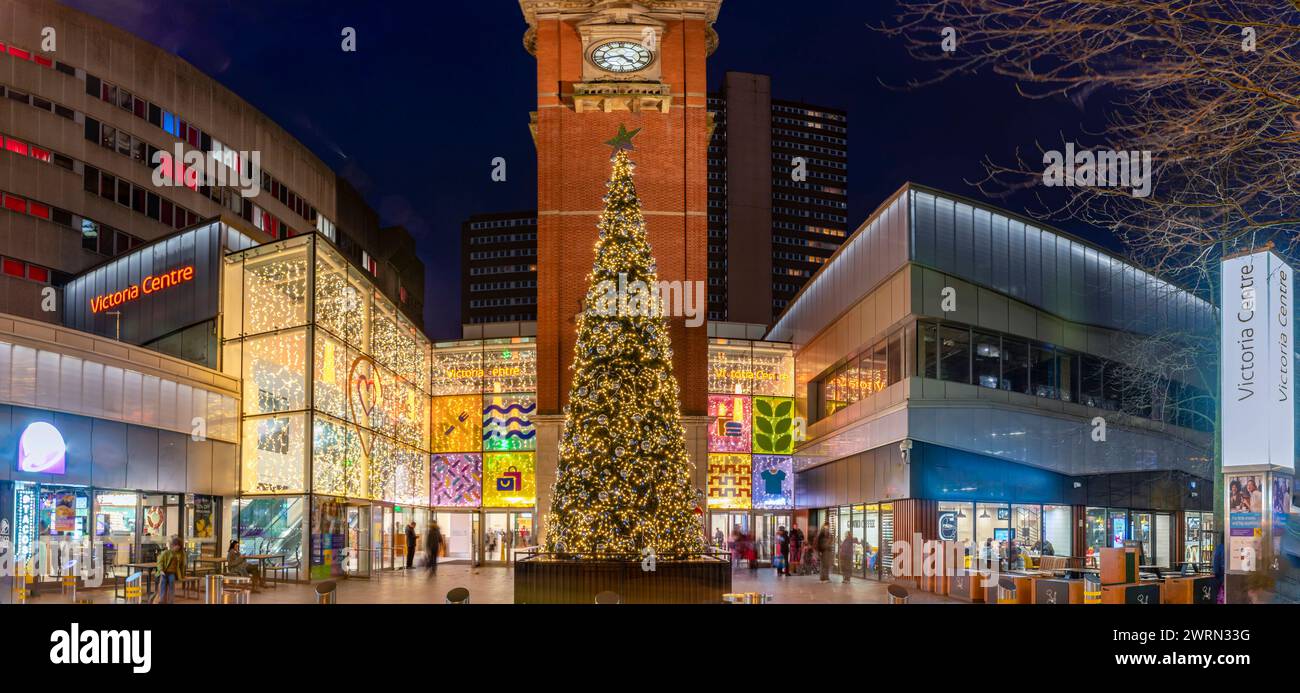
[205, 574, 223, 604]
[887, 584, 910, 604]
[315, 581, 338, 605]
[1084, 574, 1102, 604]
[996, 577, 1018, 604]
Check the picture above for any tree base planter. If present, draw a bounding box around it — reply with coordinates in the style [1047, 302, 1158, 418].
[514, 552, 732, 604]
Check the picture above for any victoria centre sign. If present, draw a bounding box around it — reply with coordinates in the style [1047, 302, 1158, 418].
[1221, 249, 1294, 469]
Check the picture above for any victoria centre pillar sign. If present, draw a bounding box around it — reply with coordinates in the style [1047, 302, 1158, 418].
[1220, 248, 1295, 599]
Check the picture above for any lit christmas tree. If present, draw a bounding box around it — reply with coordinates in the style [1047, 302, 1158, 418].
[545, 125, 705, 559]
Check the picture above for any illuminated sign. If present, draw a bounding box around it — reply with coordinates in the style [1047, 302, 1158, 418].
[89, 265, 195, 313]
[1221, 250, 1294, 469]
[17, 421, 66, 474]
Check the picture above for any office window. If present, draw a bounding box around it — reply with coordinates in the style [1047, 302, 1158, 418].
[972, 331, 1001, 389]
[919, 322, 938, 379]
[1081, 355, 1104, 408]
[84, 117, 99, 143]
[148, 102, 162, 127]
[938, 325, 970, 384]
[99, 172, 115, 201]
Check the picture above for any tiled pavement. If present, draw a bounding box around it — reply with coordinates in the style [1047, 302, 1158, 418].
[23, 562, 960, 605]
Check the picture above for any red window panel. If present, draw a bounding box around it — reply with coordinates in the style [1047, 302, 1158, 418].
[0, 42, 6, 51]
[5, 138, 28, 156]
[2, 258, 24, 277]
[29, 145, 51, 163]
[27, 201, 49, 219]
[34, 55, 52, 68]
[8, 46, 30, 60]
[27, 265, 48, 283]
[3, 194, 27, 213]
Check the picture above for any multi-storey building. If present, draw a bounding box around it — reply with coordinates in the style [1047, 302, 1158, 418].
[461, 211, 538, 326]
[707, 71, 849, 324]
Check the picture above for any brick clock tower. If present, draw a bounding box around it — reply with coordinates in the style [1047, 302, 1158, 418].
[519, 0, 722, 538]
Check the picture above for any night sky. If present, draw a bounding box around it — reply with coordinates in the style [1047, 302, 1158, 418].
[64, 0, 1104, 339]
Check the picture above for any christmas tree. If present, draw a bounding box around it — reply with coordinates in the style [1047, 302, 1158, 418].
[545, 125, 705, 559]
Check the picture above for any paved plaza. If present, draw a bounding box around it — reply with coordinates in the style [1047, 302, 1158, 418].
[22, 562, 960, 605]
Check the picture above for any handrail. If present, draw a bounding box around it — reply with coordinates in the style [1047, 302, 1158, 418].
[515, 548, 732, 564]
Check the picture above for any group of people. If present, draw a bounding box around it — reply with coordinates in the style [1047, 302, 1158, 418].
[404, 521, 446, 576]
[715, 520, 870, 584]
[152, 535, 265, 603]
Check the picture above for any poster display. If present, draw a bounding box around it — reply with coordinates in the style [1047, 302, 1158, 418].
[430, 453, 483, 507]
[1229, 474, 1264, 513]
[482, 452, 535, 508]
[1221, 250, 1294, 469]
[751, 455, 793, 509]
[483, 394, 537, 452]
[431, 394, 482, 452]
[193, 496, 213, 538]
[707, 453, 752, 509]
[709, 394, 752, 453]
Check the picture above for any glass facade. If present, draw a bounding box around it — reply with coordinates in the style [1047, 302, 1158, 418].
[706, 339, 795, 512]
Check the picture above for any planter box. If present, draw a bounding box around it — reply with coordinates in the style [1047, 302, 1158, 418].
[514, 554, 732, 604]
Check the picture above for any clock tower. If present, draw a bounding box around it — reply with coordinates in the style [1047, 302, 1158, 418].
[519, 0, 722, 531]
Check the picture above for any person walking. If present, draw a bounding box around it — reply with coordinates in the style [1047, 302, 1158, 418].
[838, 531, 860, 584]
[155, 535, 186, 604]
[425, 521, 444, 577]
[789, 522, 805, 574]
[774, 526, 790, 576]
[404, 521, 418, 570]
[817, 522, 834, 582]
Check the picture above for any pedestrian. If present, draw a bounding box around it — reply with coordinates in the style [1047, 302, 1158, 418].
[226, 539, 263, 588]
[425, 521, 444, 577]
[746, 530, 758, 572]
[774, 525, 790, 576]
[789, 521, 805, 574]
[155, 535, 185, 604]
[838, 531, 859, 584]
[405, 521, 418, 570]
[817, 522, 834, 582]
[713, 527, 725, 548]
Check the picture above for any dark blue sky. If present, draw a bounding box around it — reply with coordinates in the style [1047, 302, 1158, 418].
[64, 0, 1102, 339]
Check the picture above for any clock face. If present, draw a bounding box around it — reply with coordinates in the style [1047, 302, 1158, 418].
[590, 40, 654, 74]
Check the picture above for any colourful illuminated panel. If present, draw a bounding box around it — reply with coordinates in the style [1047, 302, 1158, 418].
[430, 453, 482, 507]
[753, 396, 795, 454]
[482, 452, 536, 508]
[752, 455, 793, 509]
[482, 343, 537, 394]
[430, 344, 483, 396]
[483, 393, 537, 452]
[430, 394, 482, 452]
[707, 453, 752, 510]
[751, 343, 795, 397]
[708, 341, 752, 394]
[708, 394, 752, 453]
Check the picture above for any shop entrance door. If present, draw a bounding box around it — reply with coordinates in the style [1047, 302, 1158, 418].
[433, 511, 476, 563]
[482, 511, 535, 563]
[709, 512, 750, 554]
[345, 504, 372, 578]
[1133, 512, 1153, 565]
[753, 514, 791, 566]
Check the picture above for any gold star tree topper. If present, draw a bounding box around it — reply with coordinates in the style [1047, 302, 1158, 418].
[605, 124, 641, 155]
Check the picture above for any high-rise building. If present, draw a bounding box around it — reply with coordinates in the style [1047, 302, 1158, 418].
[461, 211, 538, 325]
[460, 70, 847, 332]
[707, 71, 849, 324]
[0, 0, 424, 346]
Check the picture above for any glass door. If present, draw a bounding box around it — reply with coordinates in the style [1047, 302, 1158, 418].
[345, 504, 372, 578]
[1153, 513, 1172, 568]
[433, 511, 475, 562]
[752, 514, 791, 566]
[1133, 512, 1152, 565]
[484, 511, 510, 563]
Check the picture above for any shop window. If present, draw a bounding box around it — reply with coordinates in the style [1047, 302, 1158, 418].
[1043, 504, 1072, 557]
[1059, 351, 1078, 403]
[972, 331, 1001, 389]
[1031, 343, 1057, 398]
[938, 325, 970, 384]
[887, 331, 903, 385]
[937, 501, 974, 544]
[1001, 337, 1029, 394]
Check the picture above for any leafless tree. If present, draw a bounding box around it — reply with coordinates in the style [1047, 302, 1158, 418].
[879, 0, 1300, 291]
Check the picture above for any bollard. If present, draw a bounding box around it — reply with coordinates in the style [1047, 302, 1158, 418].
[14, 563, 33, 604]
[315, 580, 338, 605]
[123, 572, 143, 605]
[205, 574, 224, 604]
[887, 584, 910, 604]
[996, 577, 1018, 604]
[445, 586, 470, 604]
[594, 590, 620, 605]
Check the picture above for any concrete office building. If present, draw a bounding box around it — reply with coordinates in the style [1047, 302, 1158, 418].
[755, 183, 1216, 579]
[0, 0, 424, 585]
[461, 211, 538, 326]
[707, 72, 849, 324]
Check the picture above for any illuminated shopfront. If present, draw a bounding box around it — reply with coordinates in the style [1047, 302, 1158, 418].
[706, 338, 795, 563]
[222, 235, 432, 578]
[429, 337, 537, 563]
